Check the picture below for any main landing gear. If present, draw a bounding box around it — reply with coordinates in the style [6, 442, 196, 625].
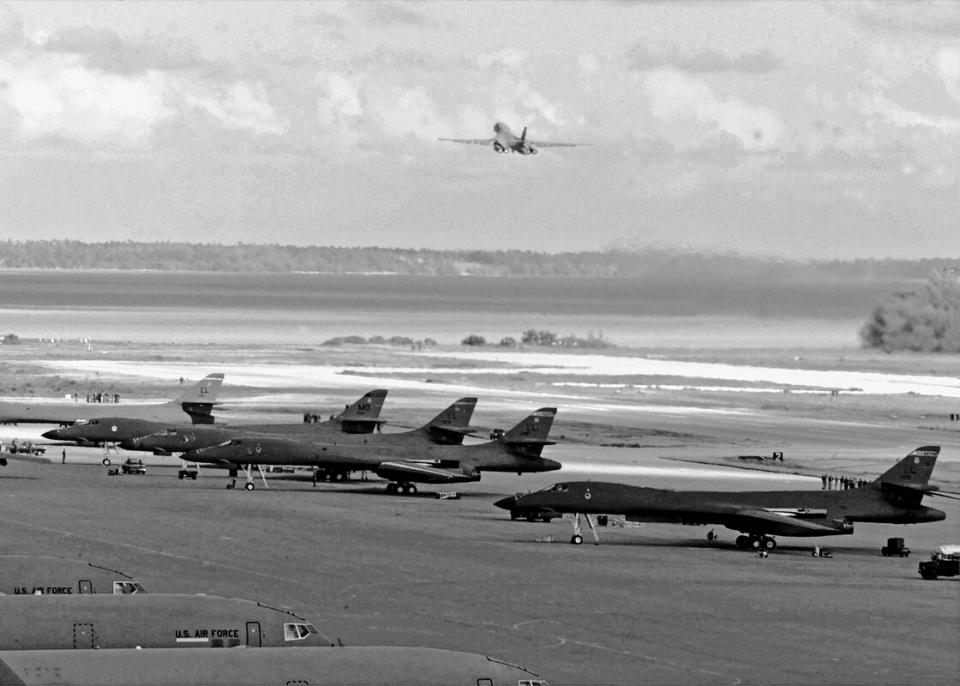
[567, 513, 600, 545]
[385, 482, 418, 496]
[735, 534, 777, 551]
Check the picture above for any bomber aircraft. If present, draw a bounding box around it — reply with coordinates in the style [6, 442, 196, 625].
[0, 593, 331, 649]
[0, 374, 223, 426]
[495, 446, 949, 550]
[182, 407, 561, 494]
[0, 647, 549, 686]
[42, 389, 388, 450]
[130, 396, 478, 485]
[439, 122, 586, 155]
[0, 556, 147, 595]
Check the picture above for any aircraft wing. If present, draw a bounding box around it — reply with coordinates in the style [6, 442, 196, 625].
[720, 506, 853, 537]
[528, 140, 588, 148]
[374, 460, 480, 484]
[437, 137, 495, 145]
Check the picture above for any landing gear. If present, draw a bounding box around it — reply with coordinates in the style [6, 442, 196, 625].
[385, 482, 417, 496]
[567, 513, 600, 545]
[226, 464, 268, 491]
[735, 534, 776, 551]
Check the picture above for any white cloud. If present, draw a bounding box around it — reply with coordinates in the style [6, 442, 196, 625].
[858, 91, 960, 135]
[937, 47, 960, 103]
[643, 69, 783, 150]
[373, 85, 444, 138]
[476, 47, 526, 72]
[181, 81, 285, 135]
[0, 52, 172, 146]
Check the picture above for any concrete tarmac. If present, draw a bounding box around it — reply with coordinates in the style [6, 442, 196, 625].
[1, 451, 957, 685]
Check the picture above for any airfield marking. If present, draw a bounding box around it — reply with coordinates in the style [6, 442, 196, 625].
[0, 516, 303, 586]
[450, 617, 742, 683]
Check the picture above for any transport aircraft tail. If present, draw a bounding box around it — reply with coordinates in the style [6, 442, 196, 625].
[499, 408, 557, 457]
[335, 390, 388, 433]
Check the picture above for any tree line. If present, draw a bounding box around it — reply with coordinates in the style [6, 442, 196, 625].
[0, 240, 951, 281]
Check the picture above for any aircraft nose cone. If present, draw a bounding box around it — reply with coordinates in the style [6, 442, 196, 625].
[494, 495, 518, 511]
[41, 429, 62, 440]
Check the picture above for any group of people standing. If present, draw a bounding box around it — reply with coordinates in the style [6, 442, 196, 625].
[820, 474, 868, 490]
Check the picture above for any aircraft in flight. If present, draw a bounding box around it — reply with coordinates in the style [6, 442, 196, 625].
[42, 389, 388, 449]
[439, 122, 586, 155]
[495, 446, 949, 550]
[183, 406, 560, 494]
[0, 374, 224, 426]
[0, 555, 147, 595]
[0, 593, 331, 649]
[0, 647, 549, 686]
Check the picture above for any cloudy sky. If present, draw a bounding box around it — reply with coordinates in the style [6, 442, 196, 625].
[0, 1, 957, 259]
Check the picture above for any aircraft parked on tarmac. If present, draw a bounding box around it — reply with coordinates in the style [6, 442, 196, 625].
[0, 593, 331, 649]
[42, 389, 388, 449]
[439, 122, 586, 155]
[0, 374, 224, 426]
[0, 647, 548, 686]
[183, 407, 561, 494]
[0, 556, 147, 595]
[496, 446, 949, 550]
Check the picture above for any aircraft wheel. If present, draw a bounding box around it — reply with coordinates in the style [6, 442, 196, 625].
[102, 458, 111, 466]
[735, 535, 749, 549]
[531, 148, 538, 155]
[750, 538, 763, 550]
[762, 537, 777, 551]
[386, 483, 398, 495]
[244, 482, 255, 491]
[570, 534, 583, 545]
[402, 484, 417, 496]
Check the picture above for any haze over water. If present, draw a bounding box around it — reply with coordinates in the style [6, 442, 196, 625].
[0, 271, 868, 348]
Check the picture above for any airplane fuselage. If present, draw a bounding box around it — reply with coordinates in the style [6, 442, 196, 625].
[499, 481, 945, 537]
[185, 436, 561, 483]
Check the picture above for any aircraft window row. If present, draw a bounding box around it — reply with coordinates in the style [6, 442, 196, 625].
[517, 680, 549, 686]
[284, 623, 319, 641]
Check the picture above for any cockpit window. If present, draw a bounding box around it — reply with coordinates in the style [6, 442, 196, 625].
[283, 623, 318, 641]
[113, 581, 146, 594]
[535, 483, 568, 494]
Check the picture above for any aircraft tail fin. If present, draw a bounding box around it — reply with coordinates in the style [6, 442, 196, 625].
[420, 397, 477, 445]
[175, 373, 224, 404]
[875, 446, 940, 493]
[176, 373, 224, 424]
[520, 126, 527, 143]
[335, 389, 388, 434]
[500, 408, 557, 456]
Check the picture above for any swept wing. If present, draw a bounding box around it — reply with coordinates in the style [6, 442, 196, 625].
[437, 137, 495, 145]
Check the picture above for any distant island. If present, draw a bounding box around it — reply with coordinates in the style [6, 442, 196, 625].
[0, 240, 951, 280]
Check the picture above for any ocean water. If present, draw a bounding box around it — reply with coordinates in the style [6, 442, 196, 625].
[0, 271, 868, 348]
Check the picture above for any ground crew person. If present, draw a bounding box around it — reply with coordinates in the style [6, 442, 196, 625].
[61, 449, 66, 464]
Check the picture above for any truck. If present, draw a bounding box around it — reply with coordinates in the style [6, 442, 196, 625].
[880, 537, 909, 557]
[918, 544, 960, 580]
